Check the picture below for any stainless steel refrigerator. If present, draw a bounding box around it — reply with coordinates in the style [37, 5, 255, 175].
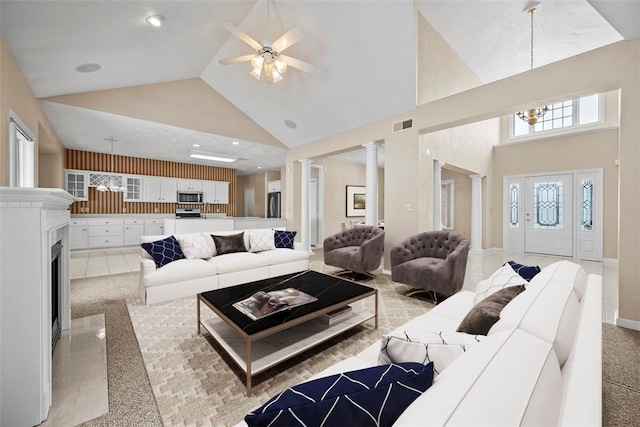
[267, 192, 281, 218]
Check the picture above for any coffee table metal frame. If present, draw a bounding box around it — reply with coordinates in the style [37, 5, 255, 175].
[197, 284, 377, 395]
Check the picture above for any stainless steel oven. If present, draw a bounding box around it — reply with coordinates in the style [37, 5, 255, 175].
[177, 190, 204, 204]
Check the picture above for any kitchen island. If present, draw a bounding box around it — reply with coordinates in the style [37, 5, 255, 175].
[163, 217, 286, 235]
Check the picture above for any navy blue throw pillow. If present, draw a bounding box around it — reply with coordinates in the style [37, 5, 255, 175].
[141, 235, 185, 268]
[245, 362, 434, 427]
[274, 230, 297, 249]
[507, 260, 541, 281]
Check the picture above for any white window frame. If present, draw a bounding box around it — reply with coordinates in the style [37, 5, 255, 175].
[7, 110, 36, 188]
[510, 93, 604, 138]
[441, 180, 455, 230]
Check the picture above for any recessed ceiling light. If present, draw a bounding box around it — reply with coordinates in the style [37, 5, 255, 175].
[284, 119, 297, 129]
[232, 141, 240, 145]
[192, 144, 200, 147]
[189, 151, 238, 163]
[257, 166, 262, 169]
[75, 63, 101, 73]
[146, 15, 165, 27]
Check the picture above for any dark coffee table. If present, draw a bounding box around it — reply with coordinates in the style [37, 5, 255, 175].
[197, 270, 378, 394]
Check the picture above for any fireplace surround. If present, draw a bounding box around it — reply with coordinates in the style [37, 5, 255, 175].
[0, 187, 74, 426]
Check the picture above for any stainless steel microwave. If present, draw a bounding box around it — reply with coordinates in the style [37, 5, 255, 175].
[177, 190, 204, 204]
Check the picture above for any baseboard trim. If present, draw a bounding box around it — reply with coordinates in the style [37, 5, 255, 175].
[615, 311, 640, 331]
[469, 249, 484, 255]
[382, 268, 391, 276]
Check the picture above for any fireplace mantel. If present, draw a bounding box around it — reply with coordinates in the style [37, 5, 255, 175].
[0, 187, 75, 426]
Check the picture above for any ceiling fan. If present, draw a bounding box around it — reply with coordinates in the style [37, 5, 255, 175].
[219, 22, 315, 83]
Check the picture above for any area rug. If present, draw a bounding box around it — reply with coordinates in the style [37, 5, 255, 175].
[126, 265, 432, 426]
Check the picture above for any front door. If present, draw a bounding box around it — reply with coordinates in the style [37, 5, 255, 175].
[524, 174, 573, 257]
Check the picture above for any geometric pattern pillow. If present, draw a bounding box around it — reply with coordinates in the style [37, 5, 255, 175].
[274, 230, 296, 249]
[457, 285, 527, 335]
[174, 234, 212, 260]
[245, 362, 434, 427]
[378, 331, 485, 376]
[140, 235, 185, 268]
[248, 229, 276, 253]
[473, 264, 528, 305]
[506, 260, 542, 281]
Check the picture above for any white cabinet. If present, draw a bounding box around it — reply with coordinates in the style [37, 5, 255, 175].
[144, 218, 164, 235]
[124, 219, 144, 245]
[177, 179, 203, 191]
[64, 170, 89, 200]
[123, 175, 143, 201]
[143, 177, 177, 203]
[69, 219, 88, 249]
[268, 180, 281, 193]
[203, 181, 229, 204]
[88, 218, 124, 248]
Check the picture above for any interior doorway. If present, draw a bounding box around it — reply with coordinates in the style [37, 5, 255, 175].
[244, 187, 255, 217]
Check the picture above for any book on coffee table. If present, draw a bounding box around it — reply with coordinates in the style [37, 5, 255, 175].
[233, 288, 318, 320]
[320, 306, 353, 325]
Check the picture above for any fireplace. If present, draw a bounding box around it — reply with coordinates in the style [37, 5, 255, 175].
[51, 241, 63, 350]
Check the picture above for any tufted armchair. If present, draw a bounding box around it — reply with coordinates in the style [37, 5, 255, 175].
[390, 231, 469, 302]
[323, 226, 385, 279]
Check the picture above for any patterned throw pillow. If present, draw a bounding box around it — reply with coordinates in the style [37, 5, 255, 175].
[473, 264, 528, 305]
[175, 234, 212, 260]
[378, 331, 485, 376]
[506, 260, 542, 281]
[457, 285, 526, 335]
[211, 232, 247, 255]
[274, 230, 296, 249]
[248, 229, 276, 253]
[245, 362, 434, 427]
[141, 235, 185, 268]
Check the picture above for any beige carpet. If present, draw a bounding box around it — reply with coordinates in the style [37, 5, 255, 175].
[126, 258, 432, 426]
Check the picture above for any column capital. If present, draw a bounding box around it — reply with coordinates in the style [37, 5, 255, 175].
[362, 141, 380, 150]
[434, 159, 445, 169]
[470, 174, 484, 181]
[299, 158, 313, 165]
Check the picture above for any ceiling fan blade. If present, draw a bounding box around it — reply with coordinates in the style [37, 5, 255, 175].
[223, 22, 263, 51]
[280, 55, 316, 73]
[218, 54, 256, 65]
[271, 27, 305, 53]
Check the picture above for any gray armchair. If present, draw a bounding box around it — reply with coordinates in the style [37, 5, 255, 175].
[323, 226, 385, 279]
[390, 231, 469, 302]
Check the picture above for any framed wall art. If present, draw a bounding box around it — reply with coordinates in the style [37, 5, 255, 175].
[346, 185, 366, 217]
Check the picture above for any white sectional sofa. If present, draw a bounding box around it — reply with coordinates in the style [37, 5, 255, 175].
[139, 229, 309, 305]
[240, 260, 602, 426]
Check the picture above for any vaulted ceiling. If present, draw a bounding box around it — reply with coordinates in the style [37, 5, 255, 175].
[0, 0, 631, 174]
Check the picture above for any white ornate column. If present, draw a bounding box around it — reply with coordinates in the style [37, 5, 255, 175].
[433, 160, 444, 230]
[363, 142, 379, 226]
[470, 174, 484, 253]
[299, 159, 313, 253]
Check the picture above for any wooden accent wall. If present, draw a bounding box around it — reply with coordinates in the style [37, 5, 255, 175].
[65, 149, 237, 216]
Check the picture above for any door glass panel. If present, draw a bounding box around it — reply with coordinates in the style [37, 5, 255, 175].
[534, 181, 563, 229]
[581, 179, 593, 231]
[509, 183, 519, 228]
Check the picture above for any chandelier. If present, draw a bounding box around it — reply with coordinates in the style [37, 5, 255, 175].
[97, 136, 126, 193]
[516, 1, 549, 127]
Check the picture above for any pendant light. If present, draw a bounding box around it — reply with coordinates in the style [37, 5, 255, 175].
[97, 136, 127, 193]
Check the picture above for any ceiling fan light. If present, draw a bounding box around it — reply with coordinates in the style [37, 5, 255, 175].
[251, 55, 264, 70]
[274, 58, 287, 74]
[272, 69, 283, 83]
[250, 67, 262, 80]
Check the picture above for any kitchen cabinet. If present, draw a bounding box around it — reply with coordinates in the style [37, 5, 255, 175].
[88, 218, 124, 248]
[268, 180, 281, 193]
[123, 175, 143, 202]
[177, 179, 203, 192]
[143, 177, 177, 203]
[64, 170, 89, 201]
[69, 219, 89, 249]
[124, 219, 144, 245]
[203, 181, 229, 204]
[144, 218, 164, 235]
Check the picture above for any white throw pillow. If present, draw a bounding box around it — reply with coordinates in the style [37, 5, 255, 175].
[473, 264, 528, 305]
[378, 330, 485, 376]
[175, 234, 213, 260]
[248, 229, 276, 253]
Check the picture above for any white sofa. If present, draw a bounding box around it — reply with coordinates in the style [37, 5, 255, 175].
[240, 260, 602, 426]
[139, 229, 310, 305]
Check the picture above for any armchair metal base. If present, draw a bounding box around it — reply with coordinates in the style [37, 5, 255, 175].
[334, 270, 376, 281]
[405, 288, 439, 305]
